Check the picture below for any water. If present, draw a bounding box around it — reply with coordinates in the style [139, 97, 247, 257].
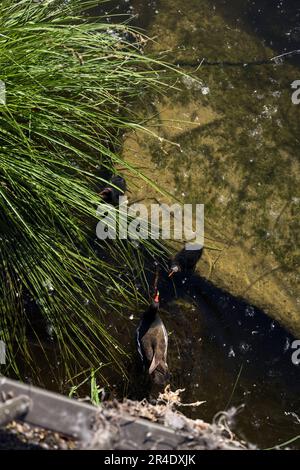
[116, 269, 299, 449]
[119, 0, 300, 449]
[21, 267, 300, 449]
[6, 0, 300, 450]
[124, 0, 300, 334]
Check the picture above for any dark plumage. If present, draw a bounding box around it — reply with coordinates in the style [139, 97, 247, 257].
[169, 243, 203, 278]
[99, 175, 127, 206]
[136, 292, 169, 385]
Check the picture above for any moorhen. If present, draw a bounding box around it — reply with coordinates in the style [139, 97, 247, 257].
[136, 290, 169, 385]
[99, 175, 127, 206]
[168, 242, 203, 278]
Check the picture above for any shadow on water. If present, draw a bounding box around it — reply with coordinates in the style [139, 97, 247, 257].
[210, 0, 300, 65]
[20, 257, 300, 448]
[125, 266, 300, 448]
[21, 239, 300, 448]
[88, 0, 158, 30]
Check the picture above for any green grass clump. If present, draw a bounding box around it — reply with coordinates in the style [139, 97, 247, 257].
[0, 0, 170, 382]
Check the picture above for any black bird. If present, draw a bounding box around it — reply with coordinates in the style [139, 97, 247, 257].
[136, 291, 169, 385]
[168, 242, 203, 278]
[99, 175, 127, 206]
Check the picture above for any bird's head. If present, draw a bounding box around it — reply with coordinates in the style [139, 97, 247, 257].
[151, 289, 160, 309]
[99, 187, 112, 202]
[168, 263, 181, 278]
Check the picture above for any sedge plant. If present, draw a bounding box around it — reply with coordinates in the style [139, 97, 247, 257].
[0, 0, 174, 385]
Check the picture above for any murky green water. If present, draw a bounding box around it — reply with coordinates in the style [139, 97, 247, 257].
[126, 0, 300, 335]
[121, 0, 300, 449]
[4, 0, 300, 450]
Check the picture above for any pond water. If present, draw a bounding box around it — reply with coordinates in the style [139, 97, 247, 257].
[6, 0, 300, 451]
[124, 0, 300, 336]
[119, 0, 300, 449]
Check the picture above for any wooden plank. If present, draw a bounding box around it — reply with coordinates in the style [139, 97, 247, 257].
[0, 377, 97, 439]
[0, 377, 191, 449]
[0, 396, 31, 427]
[114, 417, 189, 450]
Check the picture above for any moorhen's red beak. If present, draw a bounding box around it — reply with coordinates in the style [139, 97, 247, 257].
[168, 270, 175, 278]
[154, 290, 160, 303]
